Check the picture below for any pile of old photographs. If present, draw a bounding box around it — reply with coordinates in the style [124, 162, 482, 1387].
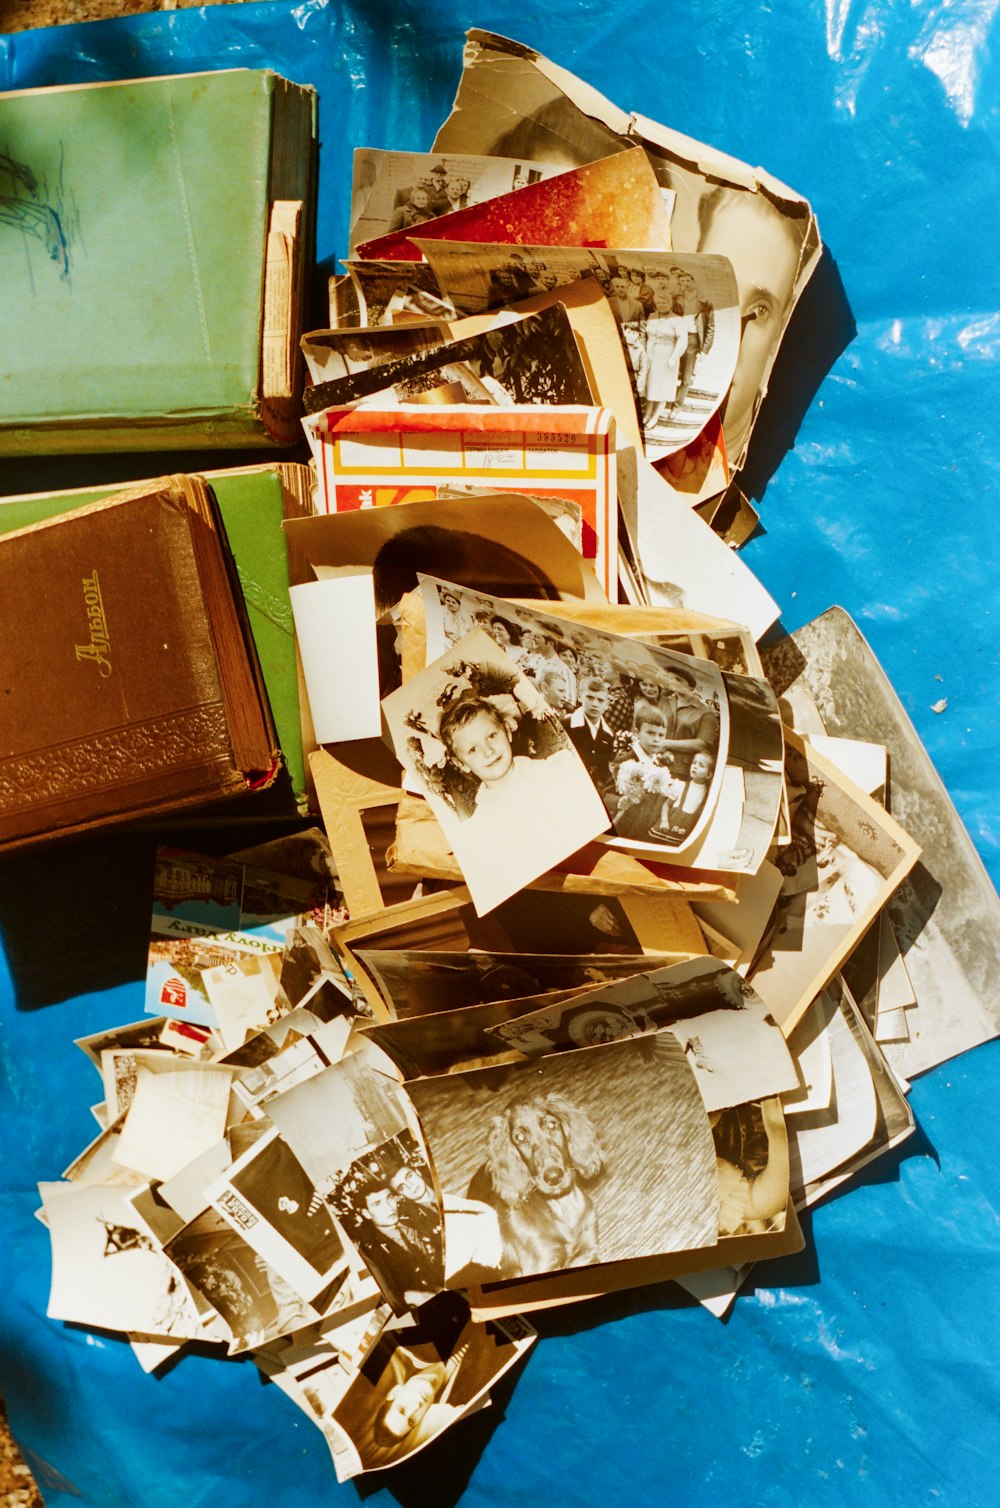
[38, 29, 1000, 1484]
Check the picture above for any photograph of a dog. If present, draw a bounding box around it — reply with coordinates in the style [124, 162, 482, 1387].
[407, 1035, 720, 1280]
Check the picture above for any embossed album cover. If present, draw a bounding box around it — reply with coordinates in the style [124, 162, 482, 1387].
[0, 475, 279, 853]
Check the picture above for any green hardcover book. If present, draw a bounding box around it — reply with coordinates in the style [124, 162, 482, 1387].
[0, 464, 310, 810]
[0, 69, 316, 453]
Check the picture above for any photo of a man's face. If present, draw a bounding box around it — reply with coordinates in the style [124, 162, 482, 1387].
[698, 189, 803, 460]
[364, 1187, 398, 1229]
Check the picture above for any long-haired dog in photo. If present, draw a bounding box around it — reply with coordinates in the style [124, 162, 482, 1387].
[484, 1090, 605, 1276]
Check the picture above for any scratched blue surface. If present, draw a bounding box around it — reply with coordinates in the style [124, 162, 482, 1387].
[2, 3, 999, 1505]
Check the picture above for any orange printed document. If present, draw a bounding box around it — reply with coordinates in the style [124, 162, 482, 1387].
[302, 404, 618, 599]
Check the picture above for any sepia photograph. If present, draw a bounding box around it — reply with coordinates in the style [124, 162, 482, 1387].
[407, 1034, 719, 1280]
[709, 1098, 789, 1236]
[381, 627, 610, 914]
[329, 1309, 535, 1477]
[327, 1130, 445, 1311]
[747, 731, 921, 1034]
[412, 241, 739, 460]
[350, 147, 556, 251]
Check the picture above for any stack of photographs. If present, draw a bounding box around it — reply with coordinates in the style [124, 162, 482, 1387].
[36, 25, 1000, 1486]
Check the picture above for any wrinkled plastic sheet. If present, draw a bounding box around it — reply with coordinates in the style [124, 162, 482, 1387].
[2, 3, 999, 1505]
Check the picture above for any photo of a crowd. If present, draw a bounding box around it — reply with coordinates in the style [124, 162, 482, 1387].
[395, 242, 740, 456]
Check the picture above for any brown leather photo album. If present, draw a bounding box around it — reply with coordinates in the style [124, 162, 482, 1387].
[0, 474, 279, 853]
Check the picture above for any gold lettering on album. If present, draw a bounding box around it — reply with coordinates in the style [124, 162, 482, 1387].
[75, 570, 112, 676]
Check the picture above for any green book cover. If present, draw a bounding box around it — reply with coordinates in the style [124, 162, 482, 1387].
[0, 469, 306, 807]
[0, 69, 314, 452]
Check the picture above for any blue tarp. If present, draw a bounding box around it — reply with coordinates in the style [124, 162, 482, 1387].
[2, 3, 999, 1505]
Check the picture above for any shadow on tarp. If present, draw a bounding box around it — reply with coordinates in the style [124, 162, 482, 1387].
[738, 247, 857, 509]
[0, 805, 310, 1011]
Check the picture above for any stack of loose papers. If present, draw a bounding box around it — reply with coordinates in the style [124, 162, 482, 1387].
[37, 27, 1000, 1483]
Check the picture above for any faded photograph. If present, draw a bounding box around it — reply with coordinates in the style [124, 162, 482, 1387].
[41, 1181, 205, 1340]
[304, 305, 593, 417]
[412, 242, 739, 459]
[350, 147, 555, 251]
[330, 1311, 534, 1475]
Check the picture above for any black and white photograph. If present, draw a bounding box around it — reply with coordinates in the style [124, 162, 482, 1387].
[278, 923, 351, 1016]
[344, 258, 455, 327]
[164, 1208, 321, 1353]
[420, 581, 731, 861]
[329, 1310, 535, 1478]
[410, 241, 739, 460]
[359, 991, 574, 1080]
[381, 627, 611, 915]
[709, 1098, 790, 1236]
[226, 1014, 353, 1114]
[263, 1048, 410, 1199]
[336, 890, 665, 1025]
[407, 1034, 719, 1280]
[304, 304, 594, 418]
[41, 1181, 206, 1341]
[302, 324, 452, 387]
[354, 948, 676, 1020]
[747, 732, 921, 1034]
[431, 29, 820, 467]
[262, 1048, 447, 1311]
[765, 606, 1000, 1079]
[349, 148, 555, 252]
[326, 1130, 445, 1310]
[206, 1126, 346, 1303]
[672, 669, 786, 874]
[486, 958, 799, 1112]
